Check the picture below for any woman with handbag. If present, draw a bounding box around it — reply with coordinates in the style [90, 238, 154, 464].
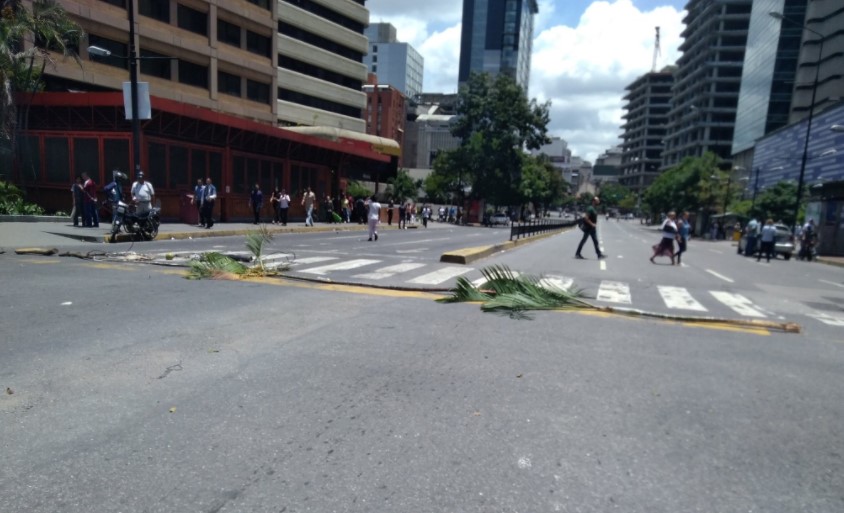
[650, 211, 678, 265]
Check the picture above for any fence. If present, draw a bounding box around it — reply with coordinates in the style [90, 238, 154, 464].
[509, 217, 576, 241]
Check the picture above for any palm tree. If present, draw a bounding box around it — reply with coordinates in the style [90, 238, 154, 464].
[1, 0, 84, 182]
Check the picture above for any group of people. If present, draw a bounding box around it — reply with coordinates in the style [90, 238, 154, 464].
[649, 211, 691, 265]
[72, 171, 158, 228]
[191, 177, 218, 228]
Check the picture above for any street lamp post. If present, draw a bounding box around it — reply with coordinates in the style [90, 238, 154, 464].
[770, 11, 825, 232]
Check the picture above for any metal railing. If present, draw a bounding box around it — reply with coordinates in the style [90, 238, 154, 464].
[509, 217, 576, 241]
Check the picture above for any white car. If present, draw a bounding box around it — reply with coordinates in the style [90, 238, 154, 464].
[490, 212, 510, 226]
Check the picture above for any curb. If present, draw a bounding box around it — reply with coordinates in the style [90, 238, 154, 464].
[440, 227, 572, 264]
[105, 223, 413, 243]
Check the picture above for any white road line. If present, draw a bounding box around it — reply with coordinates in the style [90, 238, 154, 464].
[658, 286, 707, 311]
[353, 263, 426, 280]
[600, 260, 607, 271]
[538, 276, 573, 292]
[706, 269, 735, 283]
[806, 312, 844, 327]
[471, 271, 521, 288]
[596, 281, 632, 304]
[709, 291, 766, 317]
[299, 259, 380, 275]
[290, 256, 339, 265]
[819, 279, 844, 289]
[408, 266, 472, 285]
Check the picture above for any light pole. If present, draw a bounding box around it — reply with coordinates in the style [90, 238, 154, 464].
[770, 11, 825, 232]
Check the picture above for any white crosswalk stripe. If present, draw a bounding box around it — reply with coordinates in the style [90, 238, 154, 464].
[408, 266, 471, 285]
[709, 291, 766, 317]
[300, 259, 380, 275]
[353, 263, 426, 280]
[597, 281, 632, 304]
[471, 271, 521, 289]
[538, 276, 574, 292]
[291, 256, 339, 266]
[806, 312, 844, 327]
[658, 286, 707, 311]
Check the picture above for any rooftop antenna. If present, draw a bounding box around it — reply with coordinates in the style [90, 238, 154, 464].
[652, 26, 661, 72]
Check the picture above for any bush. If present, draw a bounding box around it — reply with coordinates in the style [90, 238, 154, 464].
[0, 181, 45, 215]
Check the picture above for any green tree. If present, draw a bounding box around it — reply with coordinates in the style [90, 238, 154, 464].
[386, 168, 420, 203]
[754, 181, 799, 224]
[642, 152, 723, 219]
[429, 72, 551, 206]
[345, 180, 371, 199]
[596, 182, 631, 208]
[517, 153, 565, 212]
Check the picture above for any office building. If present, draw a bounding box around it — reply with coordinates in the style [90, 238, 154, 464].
[363, 77, 407, 167]
[662, 0, 752, 170]
[619, 68, 674, 195]
[363, 23, 424, 100]
[458, 0, 538, 91]
[732, 0, 807, 164]
[11, 0, 398, 218]
[531, 137, 575, 188]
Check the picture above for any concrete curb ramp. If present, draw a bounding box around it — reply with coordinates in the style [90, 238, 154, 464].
[440, 228, 569, 264]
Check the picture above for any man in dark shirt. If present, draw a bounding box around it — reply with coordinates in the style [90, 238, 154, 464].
[250, 183, 263, 225]
[575, 196, 605, 259]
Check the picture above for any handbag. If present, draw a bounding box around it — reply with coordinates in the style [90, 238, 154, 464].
[577, 217, 586, 231]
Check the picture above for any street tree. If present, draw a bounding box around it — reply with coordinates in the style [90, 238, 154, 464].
[429, 72, 551, 206]
[517, 153, 565, 213]
[386, 168, 421, 203]
[596, 182, 632, 209]
[642, 152, 723, 219]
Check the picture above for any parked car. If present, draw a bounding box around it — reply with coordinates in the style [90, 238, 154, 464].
[490, 212, 510, 226]
[737, 224, 794, 260]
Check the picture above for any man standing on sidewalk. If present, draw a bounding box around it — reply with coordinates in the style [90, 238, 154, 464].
[202, 177, 217, 228]
[575, 196, 605, 259]
[302, 186, 316, 226]
[131, 171, 155, 215]
[250, 183, 263, 225]
[81, 172, 99, 227]
[193, 179, 205, 226]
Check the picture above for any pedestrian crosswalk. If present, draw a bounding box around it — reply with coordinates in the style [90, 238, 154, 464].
[282, 256, 844, 327]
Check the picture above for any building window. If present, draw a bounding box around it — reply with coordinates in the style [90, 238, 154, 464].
[139, 0, 170, 22]
[372, 65, 376, 72]
[246, 31, 271, 58]
[278, 21, 364, 62]
[178, 4, 207, 36]
[372, 55, 377, 63]
[372, 45, 377, 53]
[278, 87, 361, 118]
[178, 59, 208, 89]
[278, 55, 363, 91]
[98, 0, 125, 7]
[247, 79, 270, 104]
[87, 34, 128, 69]
[45, 137, 70, 183]
[140, 49, 172, 79]
[218, 71, 241, 97]
[247, 0, 270, 9]
[217, 19, 241, 47]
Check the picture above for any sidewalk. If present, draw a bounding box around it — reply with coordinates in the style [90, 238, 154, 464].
[0, 217, 430, 249]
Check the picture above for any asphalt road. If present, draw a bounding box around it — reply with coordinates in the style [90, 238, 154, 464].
[1, 252, 842, 512]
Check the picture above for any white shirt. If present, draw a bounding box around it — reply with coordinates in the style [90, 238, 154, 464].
[661, 219, 678, 240]
[368, 201, 381, 221]
[279, 194, 290, 208]
[132, 181, 154, 202]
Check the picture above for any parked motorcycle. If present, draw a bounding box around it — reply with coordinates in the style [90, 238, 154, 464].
[110, 200, 160, 242]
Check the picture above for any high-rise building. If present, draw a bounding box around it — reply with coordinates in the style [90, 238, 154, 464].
[619, 68, 674, 195]
[16, 0, 398, 218]
[788, 0, 844, 123]
[661, 0, 752, 170]
[363, 75, 407, 167]
[458, 0, 538, 91]
[531, 137, 574, 187]
[363, 23, 424, 100]
[732, 0, 807, 160]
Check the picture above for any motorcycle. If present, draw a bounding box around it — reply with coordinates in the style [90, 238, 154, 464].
[110, 200, 160, 242]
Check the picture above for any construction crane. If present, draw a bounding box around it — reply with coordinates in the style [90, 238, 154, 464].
[652, 26, 661, 72]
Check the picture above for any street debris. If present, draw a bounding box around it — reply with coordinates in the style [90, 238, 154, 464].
[15, 247, 58, 255]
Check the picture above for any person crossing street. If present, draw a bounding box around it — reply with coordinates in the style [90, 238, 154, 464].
[575, 196, 605, 259]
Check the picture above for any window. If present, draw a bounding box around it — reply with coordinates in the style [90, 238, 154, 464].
[140, 49, 172, 79]
[98, 0, 125, 7]
[217, 19, 241, 47]
[372, 45, 377, 52]
[278, 88, 362, 118]
[169, 146, 188, 188]
[372, 65, 376, 73]
[178, 4, 207, 36]
[74, 138, 99, 181]
[190, 149, 206, 187]
[218, 71, 241, 97]
[148, 142, 168, 187]
[372, 55, 377, 63]
[45, 138, 70, 183]
[247, 0, 270, 9]
[139, 0, 170, 22]
[246, 79, 270, 104]
[87, 34, 128, 69]
[179, 59, 208, 89]
[246, 31, 271, 58]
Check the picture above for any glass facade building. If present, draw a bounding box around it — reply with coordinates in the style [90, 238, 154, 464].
[732, 0, 807, 155]
[458, 0, 538, 91]
[364, 23, 424, 100]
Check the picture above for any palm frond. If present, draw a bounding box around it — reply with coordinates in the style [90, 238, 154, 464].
[186, 252, 247, 280]
[245, 225, 273, 271]
[436, 275, 491, 303]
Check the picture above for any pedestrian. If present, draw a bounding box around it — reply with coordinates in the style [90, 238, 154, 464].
[81, 172, 99, 227]
[398, 201, 406, 229]
[270, 187, 280, 224]
[744, 217, 760, 256]
[71, 176, 84, 227]
[202, 177, 217, 228]
[387, 198, 394, 225]
[799, 218, 816, 261]
[422, 204, 431, 228]
[192, 178, 205, 226]
[675, 211, 690, 265]
[131, 171, 155, 215]
[355, 196, 366, 224]
[758, 218, 776, 263]
[575, 196, 605, 259]
[367, 195, 381, 241]
[341, 194, 351, 223]
[650, 211, 678, 265]
[250, 183, 263, 224]
[278, 188, 290, 225]
[302, 186, 316, 226]
[104, 170, 125, 223]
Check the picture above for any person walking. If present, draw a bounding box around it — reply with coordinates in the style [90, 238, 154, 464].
[131, 171, 155, 215]
[270, 187, 281, 224]
[575, 196, 605, 259]
[367, 195, 381, 241]
[278, 188, 290, 226]
[81, 172, 99, 227]
[324, 194, 335, 223]
[744, 217, 760, 256]
[758, 218, 777, 263]
[341, 194, 351, 223]
[71, 176, 84, 227]
[202, 177, 217, 228]
[675, 211, 690, 265]
[250, 183, 263, 224]
[302, 186, 316, 226]
[398, 201, 406, 229]
[650, 211, 678, 265]
[193, 178, 205, 226]
[387, 198, 394, 226]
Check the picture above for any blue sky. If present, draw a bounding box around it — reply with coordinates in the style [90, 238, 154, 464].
[367, 0, 689, 161]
